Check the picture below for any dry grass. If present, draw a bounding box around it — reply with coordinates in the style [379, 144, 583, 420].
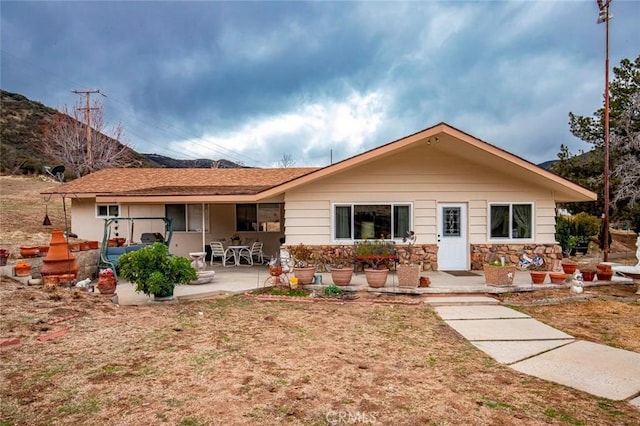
[1, 175, 639, 425]
[1, 280, 639, 426]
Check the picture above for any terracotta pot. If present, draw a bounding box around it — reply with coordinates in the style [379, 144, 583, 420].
[582, 270, 596, 282]
[549, 273, 567, 285]
[331, 268, 353, 286]
[530, 271, 547, 284]
[0, 249, 9, 266]
[68, 242, 80, 252]
[561, 261, 578, 275]
[88, 241, 99, 250]
[38, 246, 49, 256]
[97, 275, 117, 294]
[14, 261, 32, 277]
[79, 242, 91, 251]
[293, 267, 316, 284]
[40, 229, 78, 280]
[43, 275, 60, 287]
[596, 272, 613, 281]
[19, 246, 39, 258]
[364, 268, 389, 288]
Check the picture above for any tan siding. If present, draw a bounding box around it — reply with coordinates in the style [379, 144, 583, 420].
[284, 145, 561, 245]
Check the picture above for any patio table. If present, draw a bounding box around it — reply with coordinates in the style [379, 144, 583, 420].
[227, 245, 251, 266]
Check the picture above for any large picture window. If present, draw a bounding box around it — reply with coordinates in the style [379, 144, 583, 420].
[165, 204, 209, 232]
[489, 203, 533, 240]
[236, 203, 283, 232]
[333, 203, 411, 241]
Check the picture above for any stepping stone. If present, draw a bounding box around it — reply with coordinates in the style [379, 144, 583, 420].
[511, 341, 640, 401]
[471, 339, 574, 364]
[434, 305, 530, 320]
[423, 296, 498, 306]
[444, 318, 573, 341]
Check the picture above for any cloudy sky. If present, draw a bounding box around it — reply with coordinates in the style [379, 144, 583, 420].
[2, 1, 638, 168]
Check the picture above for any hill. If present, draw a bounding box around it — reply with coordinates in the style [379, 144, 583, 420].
[0, 89, 242, 175]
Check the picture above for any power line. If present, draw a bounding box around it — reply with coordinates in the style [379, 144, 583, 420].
[2, 49, 269, 166]
[72, 89, 105, 167]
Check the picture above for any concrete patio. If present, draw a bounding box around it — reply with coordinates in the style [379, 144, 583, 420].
[111, 264, 635, 305]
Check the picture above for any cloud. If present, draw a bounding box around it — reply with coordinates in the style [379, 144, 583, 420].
[171, 89, 387, 166]
[1, 1, 638, 168]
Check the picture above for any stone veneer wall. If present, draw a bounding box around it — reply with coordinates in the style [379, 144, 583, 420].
[2, 249, 100, 281]
[290, 244, 439, 272]
[470, 243, 563, 271]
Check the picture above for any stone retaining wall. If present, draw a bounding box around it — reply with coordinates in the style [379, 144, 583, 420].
[287, 244, 440, 272]
[0, 249, 100, 281]
[470, 243, 563, 271]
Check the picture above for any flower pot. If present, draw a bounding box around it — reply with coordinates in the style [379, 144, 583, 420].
[293, 267, 316, 284]
[397, 264, 420, 288]
[153, 287, 175, 301]
[364, 268, 389, 288]
[549, 273, 567, 285]
[581, 270, 596, 282]
[38, 246, 49, 257]
[14, 261, 32, 277]
[97, 275, 117, 294]
[19, 246, 39, 258]
[561, 261, 578, 275]
[530, 271, 547, 284]
[68, 242, 80, 252]
[331, 268, 353, 286]
[483, 264, 516, 286]
[596, 272, 613, 281]
[0, 249, 9, 266]
[79, 242, 91, 251]
[42, 274, 60, 287]
[87, 241, 99, 250]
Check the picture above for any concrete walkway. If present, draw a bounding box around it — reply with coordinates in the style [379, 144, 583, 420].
[425, 295, 640, 408]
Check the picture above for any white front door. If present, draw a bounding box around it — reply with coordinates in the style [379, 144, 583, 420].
[437, 203, 468, 270]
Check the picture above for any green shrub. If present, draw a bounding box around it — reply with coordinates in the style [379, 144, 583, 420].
[117, 243, 197, 296]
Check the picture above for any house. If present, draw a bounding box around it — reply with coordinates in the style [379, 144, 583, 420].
[42, 122, 597, 271]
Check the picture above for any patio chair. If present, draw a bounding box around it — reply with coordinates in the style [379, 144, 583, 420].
[210, 241, 228, 266]
[249, 241, 265, 265]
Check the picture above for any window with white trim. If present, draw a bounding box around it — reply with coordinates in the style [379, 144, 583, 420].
[165, 204, 209, 232]
[333, 203, 411, 240]
[96, 204, 119, 218]
[489, 203, 533, 240]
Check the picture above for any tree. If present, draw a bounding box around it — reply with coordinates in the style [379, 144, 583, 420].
[278, 153, 295, 168]
[553, 55, 640, 222]
[42, 100, 138, 178]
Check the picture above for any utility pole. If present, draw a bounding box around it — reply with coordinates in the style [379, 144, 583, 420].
[72, 89, 105, 168]
[596, 0, 613, 262]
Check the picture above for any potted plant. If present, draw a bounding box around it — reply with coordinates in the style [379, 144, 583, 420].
[483, 254, 516, 286]
[397, 231, 420, 288]
[117, 242, 197, 300]
[355, 239, 396, 288]
[580, 264, 597, 282]
[288, 244, 316, 284]
[327, 246, 354, 286]
[519, 254, 547, 284]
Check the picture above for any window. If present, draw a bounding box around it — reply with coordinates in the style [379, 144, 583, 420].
[333, 203, 411, 240]
[96, 204, 119, 218]
[165, 204, 209, 232]
[489, 203, 533, 240]
[236, 203, 283, 232]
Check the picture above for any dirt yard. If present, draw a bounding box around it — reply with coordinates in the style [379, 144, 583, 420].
[1, 175, 639, 425]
